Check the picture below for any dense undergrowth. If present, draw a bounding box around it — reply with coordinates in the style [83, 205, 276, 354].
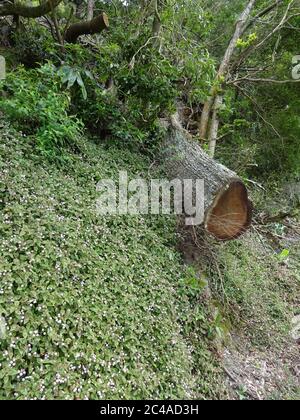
[0, 118, 299, 399]
[0, 122, 228, 399]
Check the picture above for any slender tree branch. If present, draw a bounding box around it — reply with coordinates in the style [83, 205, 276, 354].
[49, 0, 64, 49]
[232, 77, 300, 84]
[244, 0, 283, 31]
[252, 0, 294, 51]
[232, 1, 298, 72]
[129, 36, 161, 70]
[234, 84, 282, 139]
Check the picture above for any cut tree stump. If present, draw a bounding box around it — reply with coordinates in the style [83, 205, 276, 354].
[65, 12, 109, 44]
[161, 128, 252, 240]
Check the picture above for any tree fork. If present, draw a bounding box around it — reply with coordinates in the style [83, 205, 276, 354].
[198, 0, 257, 153]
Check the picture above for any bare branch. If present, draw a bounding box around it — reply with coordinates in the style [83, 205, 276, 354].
[232, 77, 300, 84]
[234, 84, 282, 139]
[250, 0, 295, 51]
[244, 0, 283, 31]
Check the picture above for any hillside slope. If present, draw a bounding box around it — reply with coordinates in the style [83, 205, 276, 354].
[0, 121, 299, 400]
[0, 121, 225, 400]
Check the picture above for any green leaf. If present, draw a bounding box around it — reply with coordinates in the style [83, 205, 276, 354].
[76, 73, 87, 100]
[278, 249, 290, 261]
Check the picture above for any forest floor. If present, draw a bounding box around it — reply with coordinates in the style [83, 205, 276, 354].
[222, 230, 300, 400]
[178, 212, 300, 400]
[223, 329, 299, 400]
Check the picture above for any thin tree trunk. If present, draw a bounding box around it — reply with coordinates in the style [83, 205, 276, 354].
[152, 0, 161, 36]
[199, 97, 214, 139]
[199, 0, 257, 155]
[152, 0, 163, 52]
[87, 0, 94, 21]
[208, 94, 223, 156]
[11, 0, 20, 29]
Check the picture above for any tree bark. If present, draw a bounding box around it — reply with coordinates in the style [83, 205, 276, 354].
[161, 127, 252, 240]
[199, 97, 214, 139]
[199, 0, 257, 155]
[0, 0, 63, 17]
[65, 12, 109, 43]
[208, 94, 223, 157]
[0, 56, 6, 80]
[87, 0, 95, 21]
[151, 0, 163, 52]
[152, 0, 162, 37]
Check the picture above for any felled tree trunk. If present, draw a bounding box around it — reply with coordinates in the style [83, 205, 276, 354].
[161, 127, 252, 240]
[65, 12, 109, 43]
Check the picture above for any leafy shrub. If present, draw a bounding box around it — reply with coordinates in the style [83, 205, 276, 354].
[0, 63, 83, 159]
[57, 5, 215, 149]
[12, 24, 58, 68]
[62, 44, 178, 148]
